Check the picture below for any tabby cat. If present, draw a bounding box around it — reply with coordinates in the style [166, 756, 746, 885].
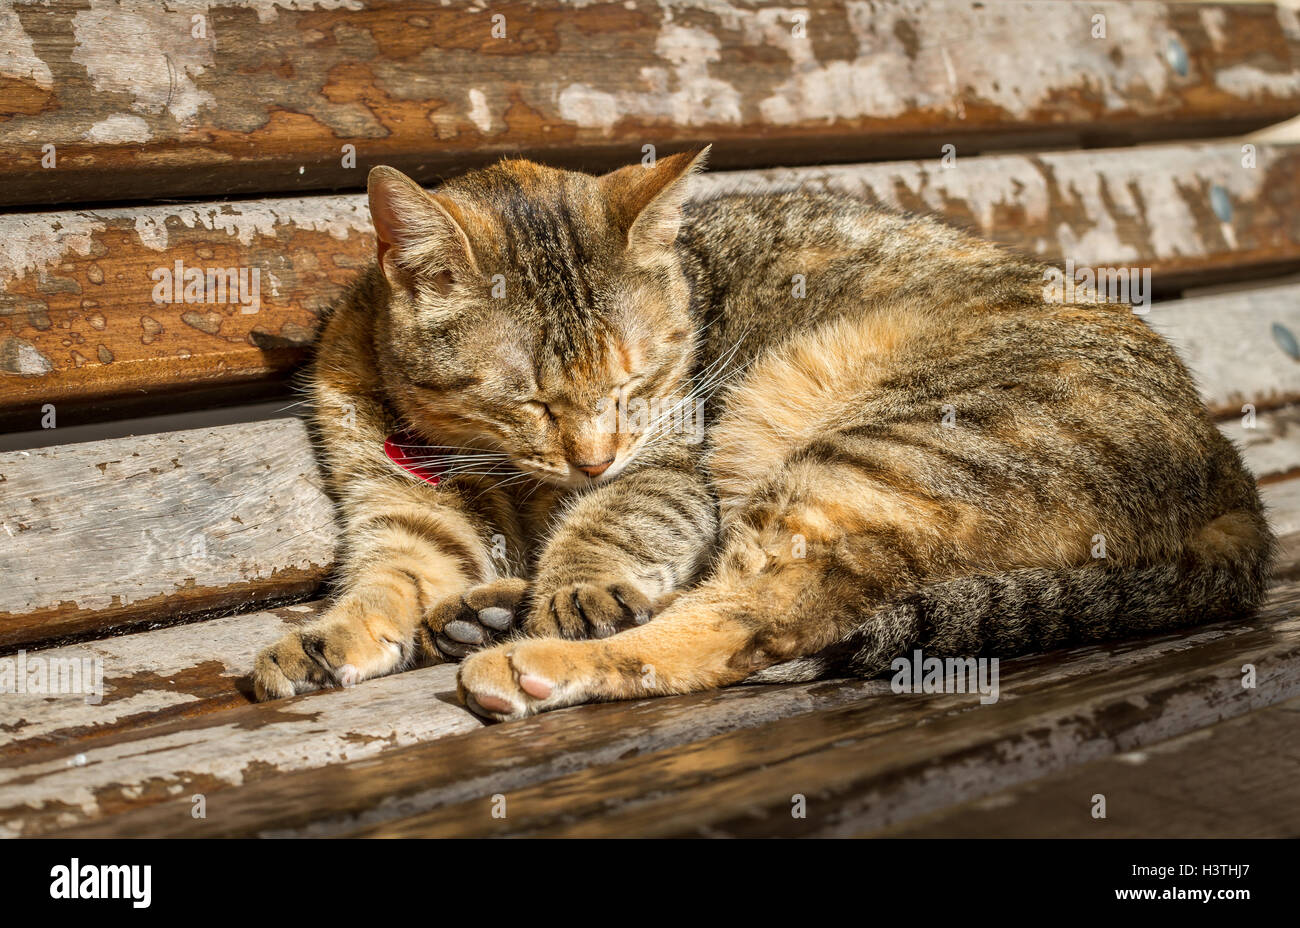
[252, 147, 1273, 720]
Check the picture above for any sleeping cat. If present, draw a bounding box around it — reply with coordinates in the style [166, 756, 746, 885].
[252, 147, 1273, 720]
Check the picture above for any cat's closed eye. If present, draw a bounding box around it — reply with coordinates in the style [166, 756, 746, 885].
[523, 400, 557, 422]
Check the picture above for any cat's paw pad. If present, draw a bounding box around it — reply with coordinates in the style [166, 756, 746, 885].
[527, 579, 656, 639]
[456, 638, 578, 721]
[252, 618, 409, 701]
[422, 577, 529, 660]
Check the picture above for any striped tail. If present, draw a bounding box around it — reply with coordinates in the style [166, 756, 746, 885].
[748, 553, 1273, 684]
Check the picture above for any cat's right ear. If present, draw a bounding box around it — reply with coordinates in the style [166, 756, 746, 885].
[599, 145, 711, 258]
[367, 166, 479, 295]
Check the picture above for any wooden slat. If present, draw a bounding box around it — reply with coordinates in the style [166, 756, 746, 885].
[1219, 404, 1300, 482]
[2, 1, 1299, 207]
[12, 468, 1300, 759]
[5, 475, 1299, 836]
[0, 417, 335, 649]
[1149, 284, 1300, 417]
[39, 578, 1300, 838]
[2, 654, 874, 837]
[6, 477, 1299, 837]
[0, 600, 324, 758]
[5, 289, 1300, 647]
[366, 588, 1300, 838]
[4, 143, 1299, 420]
[874, 696, 1300, 837]
[0, 195, 369, 418]
[0, 662, 482, 839]
[704, 145, 1300, 291]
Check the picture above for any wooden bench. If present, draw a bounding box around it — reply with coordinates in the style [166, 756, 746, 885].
[3, 0, 1300, 838]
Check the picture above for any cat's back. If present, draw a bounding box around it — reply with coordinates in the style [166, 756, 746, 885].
[677, 189, 1052, 372]
[678, 188, 1036, 293]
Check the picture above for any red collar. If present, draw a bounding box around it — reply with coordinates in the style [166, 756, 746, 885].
[384, 430, 445, 485]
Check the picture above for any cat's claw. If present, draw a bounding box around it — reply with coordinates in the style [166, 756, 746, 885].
[526, 579, 657, 639]
[423, 577, 530, 661]
[252, 615, 409, 700]
[477, 607, 514, 630]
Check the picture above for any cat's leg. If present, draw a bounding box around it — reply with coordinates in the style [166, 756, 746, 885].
[457, 535, 883, 719]
[458, 456, 941, 718]
[253, 477, 498, 700]
[524, 451, 718, 640]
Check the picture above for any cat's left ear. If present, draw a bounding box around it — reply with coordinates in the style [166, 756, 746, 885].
[600, 145, 711, 255]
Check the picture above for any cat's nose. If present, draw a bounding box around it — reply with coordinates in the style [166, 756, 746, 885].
[572, 457, 614, 478]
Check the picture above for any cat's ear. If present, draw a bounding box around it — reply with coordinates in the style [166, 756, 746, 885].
[600, 145, 710, 255]
[367, 166, 479, 294]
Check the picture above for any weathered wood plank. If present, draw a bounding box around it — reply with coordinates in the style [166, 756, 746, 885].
[874, 696, 1300, 837]
[0, 195, 370, 417]
[5, 320, 1300, 648]
[705, 144, 1300, 293]
[0, 659, 482, 838]
[1149, 284, 1300, 417]
[384, 593, 1300, 838]
[5, 664, 879, 838]
[1220, 404, 1300, 482]
[0, 417, 336, 649]
[0, 600, 325, 757]
[45, 580, 1300, 838]
[5, 143, 1299, 421]
[6, 473, 1298, 837]
[3, 0, 1299, 207]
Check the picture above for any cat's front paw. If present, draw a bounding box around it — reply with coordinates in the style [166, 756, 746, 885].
[526, 578, 657, 639]
[252, 613, 412, 701]
[457, 638, 587, 721]
[421, 577, 529, 659]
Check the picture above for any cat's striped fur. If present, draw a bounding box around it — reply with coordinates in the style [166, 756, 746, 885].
[252, 148, 1271, 720]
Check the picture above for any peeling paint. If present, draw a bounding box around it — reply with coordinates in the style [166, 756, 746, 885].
[181, 310, 224, 335]
[70, 2, 216, 123]
[701, 142, 1285, 266]
[0, 663, 479, 836]
[1215, 64, 1300, 99]
[234, 0, 365, 24]
[466, 88, 494, 134]
[559, 0, 1291, 138]
[0, 336, 54, 376]
[0, 2, 53, 89]
[130, 196, 371, 252]
[1199, 7, 1228, 50]
[1281, 5, 1300, 43]
[83, 114, 152, 144]
[1, 0, 1298, 209]
[0, 196, 367, 284]
[0, 605, 304, 750]
[0, 215, 106, 283]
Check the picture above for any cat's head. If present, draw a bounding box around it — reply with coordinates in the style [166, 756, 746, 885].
[365, 147, 709, 488]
